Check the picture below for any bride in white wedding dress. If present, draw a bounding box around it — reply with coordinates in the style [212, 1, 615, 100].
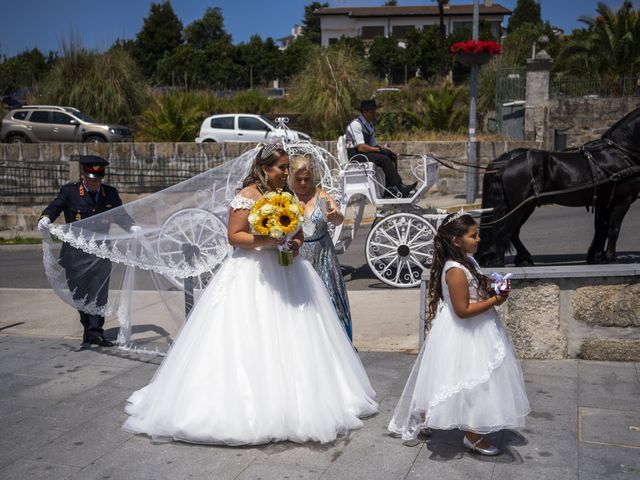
[123, 144, 378, 445]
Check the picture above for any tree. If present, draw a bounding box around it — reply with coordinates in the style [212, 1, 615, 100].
[404, 26, 441, 82]
[288, 45, 373, 139]
[502, 22, 555, 66]
[280, 37, 316, 82]
[423, 82, 468, 132]
[508, 0, 542, 33]
[234, 35, 282, 89]
[136, 91, 207, 142]
[184, 7, 231, 49]
[134, 1, 183, 80]
[301, 2, 329, 44]
[368, 36, 407, 83]
[384, 0, 398, 5]
[555, 0, 640, 77]
[39, 46, 146, 124]
[0, 48, 54, 95]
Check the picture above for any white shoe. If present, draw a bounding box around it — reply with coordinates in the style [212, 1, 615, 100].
[463, 435, 500, 456]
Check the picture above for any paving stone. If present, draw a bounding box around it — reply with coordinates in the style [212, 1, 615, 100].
[580, 407, 640, 447]
[1, 335, 639, 480]
[579, 442, 640, 480]
[0, 459, 81, 480]
[578, 361, 640, 411]
[67, 436, 257, 480]
[234, 460, 324, 480]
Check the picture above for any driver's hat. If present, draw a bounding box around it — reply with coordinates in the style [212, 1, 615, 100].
[79, 155, 109, 179]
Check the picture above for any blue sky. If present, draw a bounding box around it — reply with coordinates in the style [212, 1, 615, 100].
[0, 0, 634, 57]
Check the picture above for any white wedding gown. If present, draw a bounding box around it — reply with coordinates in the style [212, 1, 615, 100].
[123, 196, 378, 445]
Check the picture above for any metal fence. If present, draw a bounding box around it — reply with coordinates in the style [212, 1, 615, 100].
[551, 75, 640, 98]
[0, 156, 224, 197]
[494, 68, 526, 133]
[0, 161, 69, 196]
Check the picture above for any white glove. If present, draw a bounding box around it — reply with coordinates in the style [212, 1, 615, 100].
[129, 225, 142, 234]
[37, 217, 51, 232]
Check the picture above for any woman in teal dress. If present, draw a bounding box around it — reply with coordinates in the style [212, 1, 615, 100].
[289, 155, 353, 341]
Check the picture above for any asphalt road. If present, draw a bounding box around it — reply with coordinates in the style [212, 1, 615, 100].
[1, 202, 639, 291]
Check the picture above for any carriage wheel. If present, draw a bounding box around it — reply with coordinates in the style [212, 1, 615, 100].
[366, 212, 437, 288]
[157, 208, 231, 290]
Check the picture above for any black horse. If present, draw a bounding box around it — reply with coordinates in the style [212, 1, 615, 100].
[477, 107, 640, 267]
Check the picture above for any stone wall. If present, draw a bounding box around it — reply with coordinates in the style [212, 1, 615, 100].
[0, 139, 540, 231]
[548, 97, 640, 148]
[421, 264, 640, 362]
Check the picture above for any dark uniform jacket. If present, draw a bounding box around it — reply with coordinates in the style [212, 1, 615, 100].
[41, 181, 125, 227]
[41, 181, 132, 310]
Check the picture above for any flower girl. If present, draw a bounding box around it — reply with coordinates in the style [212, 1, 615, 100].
[388, 212, 529, 455]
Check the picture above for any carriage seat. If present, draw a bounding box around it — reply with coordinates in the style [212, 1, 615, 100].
[337, 136, 386, 199]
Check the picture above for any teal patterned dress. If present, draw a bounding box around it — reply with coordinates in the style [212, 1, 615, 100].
[300, 197, 353, 341]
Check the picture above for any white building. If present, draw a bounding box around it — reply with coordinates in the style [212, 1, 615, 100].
[317, 1, 511, 47]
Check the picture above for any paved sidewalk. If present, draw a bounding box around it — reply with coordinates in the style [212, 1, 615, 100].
[1, 192, 638, 479]
[0, 334, 638, 480]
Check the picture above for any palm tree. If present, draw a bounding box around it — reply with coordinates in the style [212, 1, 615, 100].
[136, 91, 208, 142]
[557, 1, 640, 77]
[423, 82, 468, 132]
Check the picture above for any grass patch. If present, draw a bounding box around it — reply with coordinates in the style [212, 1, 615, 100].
[0, 235, 43, 245]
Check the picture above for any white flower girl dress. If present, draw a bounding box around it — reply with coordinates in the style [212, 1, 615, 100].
[388, 257, 529, 440]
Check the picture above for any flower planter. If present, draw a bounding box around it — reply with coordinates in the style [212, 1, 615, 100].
[455, 51, 493, 67]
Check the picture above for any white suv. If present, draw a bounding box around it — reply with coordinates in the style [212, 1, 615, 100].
[195, 114, 310, 143]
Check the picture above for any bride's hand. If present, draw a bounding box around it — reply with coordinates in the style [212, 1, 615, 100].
[258, 236, 279, 249]
[289, 238, 302, 257]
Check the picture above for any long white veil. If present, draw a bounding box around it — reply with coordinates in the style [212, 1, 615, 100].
[42, 130, 342, 355]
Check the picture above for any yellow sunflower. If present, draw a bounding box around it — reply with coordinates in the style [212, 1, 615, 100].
[272, 207, 300, 235]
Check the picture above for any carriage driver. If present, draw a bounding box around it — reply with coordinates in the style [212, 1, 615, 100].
[345, 99, 417, 198]
[37, 155, 139, 348]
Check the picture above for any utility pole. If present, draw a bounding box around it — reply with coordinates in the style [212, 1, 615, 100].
[466, 0, 480, 204]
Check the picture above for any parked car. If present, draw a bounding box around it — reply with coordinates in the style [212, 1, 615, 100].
[195, 114, 310, 143]
[0, 105, 133, 143]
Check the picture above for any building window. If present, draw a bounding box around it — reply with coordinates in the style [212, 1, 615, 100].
[328, 38, 338, 45]
[391, 25, 415, 39]
[453, 21, 473, 31]
[361, 25, 385, 39]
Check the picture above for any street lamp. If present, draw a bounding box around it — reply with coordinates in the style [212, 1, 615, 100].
[466, 0, 480, 204]
[398, 41, 408, 84]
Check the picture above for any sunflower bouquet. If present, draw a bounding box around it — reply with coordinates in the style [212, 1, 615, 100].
[248, 189, 305, 266]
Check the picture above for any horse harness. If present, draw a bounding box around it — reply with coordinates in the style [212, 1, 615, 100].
[481, 137, 640, 228]
[577, 137, 640, 210]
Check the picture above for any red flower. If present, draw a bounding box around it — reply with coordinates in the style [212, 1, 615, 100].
[450, 40, 503, 55]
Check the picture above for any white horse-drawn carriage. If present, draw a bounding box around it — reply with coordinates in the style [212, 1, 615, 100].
[156, 120, 459, 292]
[285, 135, 443, 288]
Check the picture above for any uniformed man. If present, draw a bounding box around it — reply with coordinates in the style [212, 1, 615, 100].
[38, 155, 136, 348]
[345, 99, 417, 198]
